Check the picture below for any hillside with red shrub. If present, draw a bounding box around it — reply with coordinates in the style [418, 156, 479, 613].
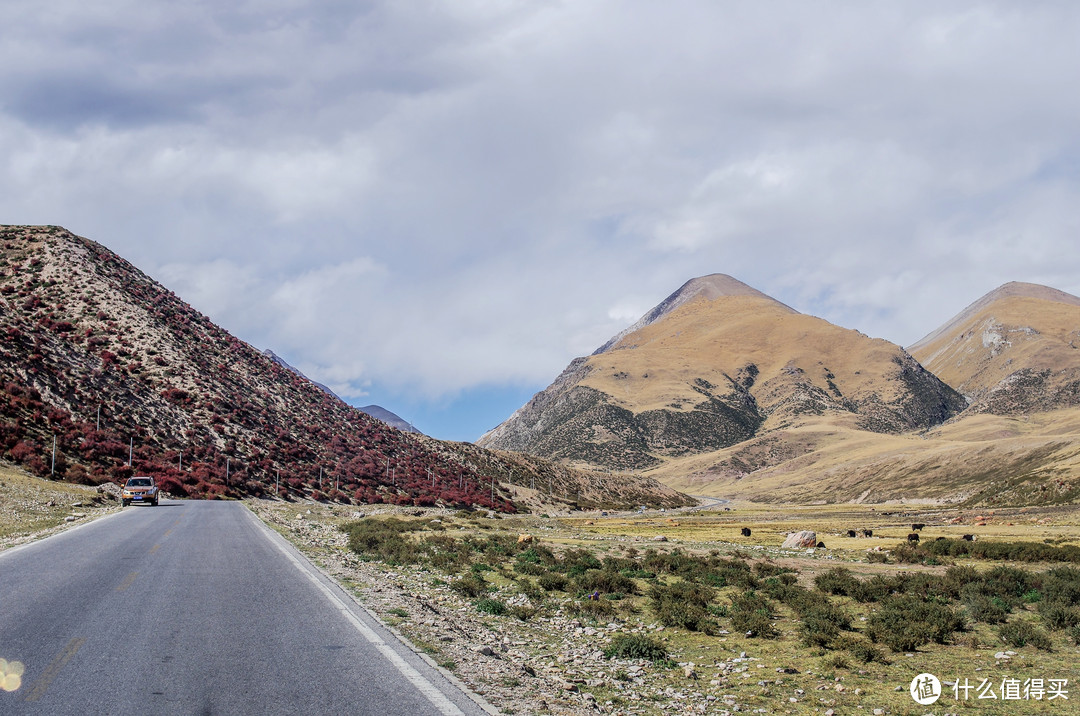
[0, 226, 691, 511]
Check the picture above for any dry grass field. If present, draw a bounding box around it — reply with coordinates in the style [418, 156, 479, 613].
[253, 497, 1080, 715]
[0, 461, 119, 548]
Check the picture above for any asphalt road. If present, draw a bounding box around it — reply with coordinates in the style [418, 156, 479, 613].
[0, 501, 491, 716]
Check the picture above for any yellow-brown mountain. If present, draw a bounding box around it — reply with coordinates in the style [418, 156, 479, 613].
[478, 275, 964, 472]
[909, 281, 1080, 414]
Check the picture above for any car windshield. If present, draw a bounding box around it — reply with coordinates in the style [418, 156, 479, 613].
[127, 478, 152, 487]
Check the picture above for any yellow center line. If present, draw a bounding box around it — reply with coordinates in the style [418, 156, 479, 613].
[149, 544, 161, 555]
[23, 637, 85, 702]
[116, 571, 138, 591]
[162, 529, 172, 538]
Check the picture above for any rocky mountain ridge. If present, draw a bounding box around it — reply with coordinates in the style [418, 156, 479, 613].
[480, 279, 964, 471]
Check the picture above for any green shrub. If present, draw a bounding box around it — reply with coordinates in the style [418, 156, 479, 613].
[576, 568, 638, 596]
[1070, 623, 1080, 646]
[815, 567, 859, 596]
[560, 548, 603, 576]
[999, 620, 1052, 650]
[833, 635, 889, 665]
[650, 580, 718, 633]
[866, 596, 963, 651]
[570, 598, 617, 620]
[451, 574, 490, 599]
[476, 598, 508, 616]
[962, 594, 1009, 624]
[343, 517, 425, 564]
[508, 603, 536, 620]
[603, 633, 667, 662]
[538, 572, 570, 592]
[1037, 602, 1080, 631]
[729, 590, 779, 639]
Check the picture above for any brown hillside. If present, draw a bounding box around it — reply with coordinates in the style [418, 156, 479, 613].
[909, 282, 1080, 414]
[479, 276, 963, 472]
[0, 226, 690, 510]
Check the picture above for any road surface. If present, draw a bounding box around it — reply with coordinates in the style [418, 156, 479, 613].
[0, 501, 491, 715]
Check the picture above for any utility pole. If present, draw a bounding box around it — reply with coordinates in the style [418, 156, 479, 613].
[96, 405, 100, 431]
[491, 475, 495, 502]
[276, 469, 280, 496]
[51, 434, 56, 476]
[128, 437, 133, 467]
[226, 458, 230, 488]
[178, 451, 182, 471]
[319, 466, 323, 491]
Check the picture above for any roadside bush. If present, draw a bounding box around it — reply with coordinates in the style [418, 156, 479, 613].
[999, 620, 1053, 650]
[342, 518, 424, 565]
[604, 633, 667, 662]
[1070, 624, 1080, 646]
[450, 574, 490, 599]
[650, 580, 718, 633]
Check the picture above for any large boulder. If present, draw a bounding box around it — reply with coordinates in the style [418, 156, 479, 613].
[782, 530, 817, 549]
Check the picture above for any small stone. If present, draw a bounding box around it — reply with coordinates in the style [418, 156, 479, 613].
[474, 645, 495, 656]
[684, 666, 697, 679]
[874, 709, 885, 715]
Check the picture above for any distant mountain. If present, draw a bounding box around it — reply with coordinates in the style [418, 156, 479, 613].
[0, 226, 690, 510]
[261, 350, 423, 435]
[358, 405, 421, 434]
[479, 274, 963, 471]
[909, 282, 1080, 415]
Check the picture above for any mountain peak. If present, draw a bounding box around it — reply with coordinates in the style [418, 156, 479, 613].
[594, 274, 794, 355]
[909, 281, 1080, 354]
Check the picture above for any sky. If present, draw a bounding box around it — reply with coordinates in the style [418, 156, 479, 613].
[3, 1, 1080, 441]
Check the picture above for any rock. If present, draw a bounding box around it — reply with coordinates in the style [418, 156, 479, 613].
[474, 645, 495, 656]
[64, 515, 76, 522]
[781, 530, 817, 549]
[653, 535, 668, 542]
[684, 666, 697, 679]
[874, 710, 885, 715]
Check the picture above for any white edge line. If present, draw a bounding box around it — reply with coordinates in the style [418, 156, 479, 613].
[244, 506, 476, 716]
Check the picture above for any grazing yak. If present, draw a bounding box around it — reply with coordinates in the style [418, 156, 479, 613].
[912, 523, 925, 531]
[907, 533, 920, 542]
[846, 530, 857, 538]
[962, 534, 975, 541]
[816, 541, 826, 548]
[740, 527, 752, 537]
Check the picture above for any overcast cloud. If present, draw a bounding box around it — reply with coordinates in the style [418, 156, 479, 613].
[3, 1, 1079, 440]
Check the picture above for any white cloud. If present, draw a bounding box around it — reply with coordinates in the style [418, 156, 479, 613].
[2, 0, 1080, 435]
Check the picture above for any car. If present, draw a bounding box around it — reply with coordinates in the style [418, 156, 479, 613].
[121, 476, 159, 506]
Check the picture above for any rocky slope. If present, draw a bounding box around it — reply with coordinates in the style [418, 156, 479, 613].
[479, 275, 964, 472]
[0, 225, 688, 510]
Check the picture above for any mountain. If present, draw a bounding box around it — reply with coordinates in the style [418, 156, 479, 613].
[479, 274, 964, 471]
[909, 282, 1080, 414]
[358, 405, 421, 434]
[0, 226, 691, 511]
